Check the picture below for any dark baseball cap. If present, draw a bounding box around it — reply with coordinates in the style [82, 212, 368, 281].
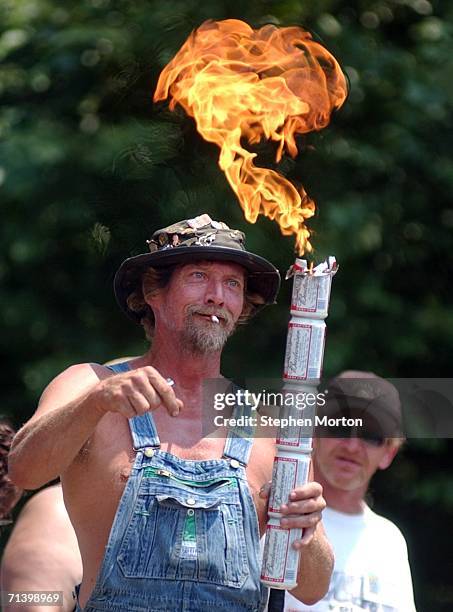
[318, 370, 403, 438]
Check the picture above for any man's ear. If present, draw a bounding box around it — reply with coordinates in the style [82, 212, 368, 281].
[144, 284, 165, 309]
[378, 442, 399, 471]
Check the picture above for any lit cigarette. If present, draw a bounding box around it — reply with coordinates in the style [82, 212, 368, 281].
[211, 315, 219, 323]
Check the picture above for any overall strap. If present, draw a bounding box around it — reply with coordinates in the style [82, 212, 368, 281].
[223, 402, 255, 467]
[106, 361, 161, 450]
[106, 361, 132, 374]
[129, 412, 161, 450]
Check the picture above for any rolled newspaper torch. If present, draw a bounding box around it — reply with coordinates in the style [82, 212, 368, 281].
[260, 256, 338, 590]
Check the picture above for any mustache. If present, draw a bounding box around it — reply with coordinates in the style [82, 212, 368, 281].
[334, 453, 362, 465]
[186, 305, 234, 326]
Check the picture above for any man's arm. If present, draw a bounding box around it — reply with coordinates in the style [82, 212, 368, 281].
[9, 363, 109, 489]
[288, 506, 333, 605]
[9, 363, 182, 490]
[260, 480, 334, 605]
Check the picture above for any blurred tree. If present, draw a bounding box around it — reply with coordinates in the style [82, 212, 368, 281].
[1, 0, 452, 608]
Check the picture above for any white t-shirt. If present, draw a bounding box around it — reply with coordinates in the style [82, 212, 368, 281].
[284, 505, 416, 611]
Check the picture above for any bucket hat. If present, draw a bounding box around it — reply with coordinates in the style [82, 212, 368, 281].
[114, 213, 281, 323]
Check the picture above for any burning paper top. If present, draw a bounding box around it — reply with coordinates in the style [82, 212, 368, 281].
[154, 19, 348, 255]
[286, 256, 338, 279]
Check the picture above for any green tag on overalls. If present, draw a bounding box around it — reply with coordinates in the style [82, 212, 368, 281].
[180, 509, 197, 560]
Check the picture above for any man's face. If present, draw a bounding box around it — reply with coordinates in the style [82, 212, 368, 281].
[314, 435, 398, 493]
[149, 260, 246, 354]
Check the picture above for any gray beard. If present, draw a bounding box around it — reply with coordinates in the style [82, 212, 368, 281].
[180, 309, 235, 354]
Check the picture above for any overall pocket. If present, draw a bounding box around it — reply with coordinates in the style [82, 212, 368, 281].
[117, 482, 249, 587]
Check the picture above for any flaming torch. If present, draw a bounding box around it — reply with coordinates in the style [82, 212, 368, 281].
[154, 18, 347, 590]
[261, 257, 338, 588]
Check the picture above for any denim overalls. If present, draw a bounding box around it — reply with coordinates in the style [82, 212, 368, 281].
[77, 362, 268, 611]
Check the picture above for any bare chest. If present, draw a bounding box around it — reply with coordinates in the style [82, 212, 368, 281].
[66, 413, 274, 537]
[69, 412, 274, 607]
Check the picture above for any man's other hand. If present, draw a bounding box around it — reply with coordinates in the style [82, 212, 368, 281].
[94, 366, 183, 419]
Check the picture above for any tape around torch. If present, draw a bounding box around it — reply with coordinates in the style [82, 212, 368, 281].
[268, 451, 311, 517]
[283, 318, 326, 382]
[276, 384, 318, 451]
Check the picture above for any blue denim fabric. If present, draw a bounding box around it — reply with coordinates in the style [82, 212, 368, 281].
[76, 362, 268, 611]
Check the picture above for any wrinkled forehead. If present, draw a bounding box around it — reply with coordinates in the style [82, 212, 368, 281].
[174, 259, 247, 278]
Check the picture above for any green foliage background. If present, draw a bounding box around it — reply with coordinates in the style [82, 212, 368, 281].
[1, 0, 452, 609]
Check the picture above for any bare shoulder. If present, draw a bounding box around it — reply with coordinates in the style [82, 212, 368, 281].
[19, 484, 66, 518]
[34, 362, 112, 418]
[249, 436, 275, 478]
[4, 485, 78, 555]
[18, 485, 79, 549]
[2, 484, 82, 600]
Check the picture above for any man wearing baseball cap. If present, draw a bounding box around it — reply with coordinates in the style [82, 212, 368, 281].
[10, 214, 333, 611]
[285, 371, 417, 611]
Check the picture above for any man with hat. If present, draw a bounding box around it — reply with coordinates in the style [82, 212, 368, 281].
[9, 214, 333, 611]
[284, 371, 417, 611]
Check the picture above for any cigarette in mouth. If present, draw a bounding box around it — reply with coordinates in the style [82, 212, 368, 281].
[211, 315, 220, 323]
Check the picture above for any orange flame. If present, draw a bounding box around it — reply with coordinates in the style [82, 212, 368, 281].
[154, 19, 347, 254]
